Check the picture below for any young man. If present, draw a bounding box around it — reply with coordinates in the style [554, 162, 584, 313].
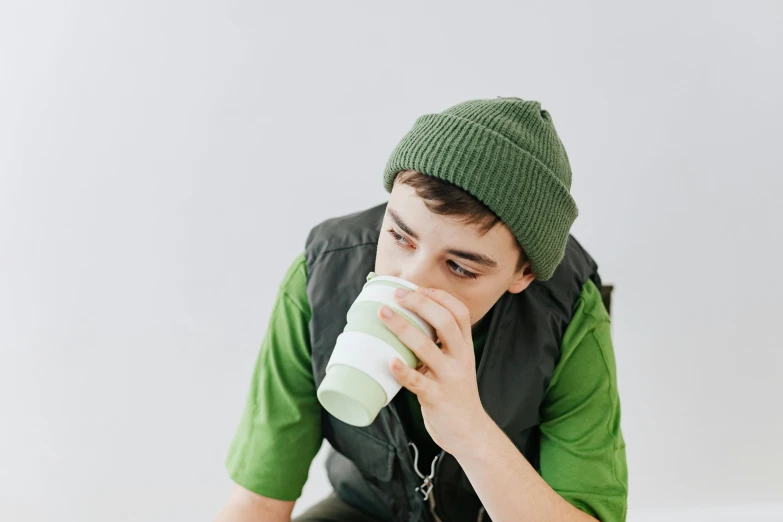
[214, 98, 628, 522]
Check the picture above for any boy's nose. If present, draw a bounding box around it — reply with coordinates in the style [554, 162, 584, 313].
[398, 265, 436, 290]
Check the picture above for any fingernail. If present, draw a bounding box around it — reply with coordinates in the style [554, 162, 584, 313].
[381, 306, 394, 318]
[394, 288, 409, 298]
[390, 359, 401, 370]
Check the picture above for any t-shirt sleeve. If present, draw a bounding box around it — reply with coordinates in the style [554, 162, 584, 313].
[224, 252, 323, 501]
[538, 279, 629, 522]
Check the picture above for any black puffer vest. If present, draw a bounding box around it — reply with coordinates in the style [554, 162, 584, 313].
[305, 203, 601, 522]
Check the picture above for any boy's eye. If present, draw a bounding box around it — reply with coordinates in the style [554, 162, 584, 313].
[387, 228, 478, 280]
[387, 228, 410, 246]
[447, 260, 478, 279]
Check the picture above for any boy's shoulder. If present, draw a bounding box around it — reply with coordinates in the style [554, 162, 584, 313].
[305, 203, 386, 260]
[529, 235, 602, 305]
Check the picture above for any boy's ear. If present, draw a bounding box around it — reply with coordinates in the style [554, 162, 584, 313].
[508, 262, 535, 294]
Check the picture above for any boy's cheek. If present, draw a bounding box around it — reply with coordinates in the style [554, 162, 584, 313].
[373, 236, 395, 274]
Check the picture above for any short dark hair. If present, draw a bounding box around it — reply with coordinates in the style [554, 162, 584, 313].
[395, 170, 528, 273]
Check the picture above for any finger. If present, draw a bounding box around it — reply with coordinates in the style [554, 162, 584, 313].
[389, 357, 432, 397]
[417, 287, 473, 339]
[393, 288, 464, 353]
[378, 305, 444, 371]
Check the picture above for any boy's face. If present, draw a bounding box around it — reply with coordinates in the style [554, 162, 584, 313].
[375, 181, 535, 328]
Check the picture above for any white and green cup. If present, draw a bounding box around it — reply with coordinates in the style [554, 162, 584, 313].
[317, 272, 436, 427]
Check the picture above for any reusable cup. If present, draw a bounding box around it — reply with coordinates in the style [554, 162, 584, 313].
[316, 272, 436, 426]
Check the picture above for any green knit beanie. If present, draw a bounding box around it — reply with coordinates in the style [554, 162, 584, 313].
[383, 97, 578, 281]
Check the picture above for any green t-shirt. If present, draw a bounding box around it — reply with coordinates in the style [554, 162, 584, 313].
[226, 253, 628, 521]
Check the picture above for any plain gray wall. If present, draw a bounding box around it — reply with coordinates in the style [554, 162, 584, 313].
[1, 1, 781, 521]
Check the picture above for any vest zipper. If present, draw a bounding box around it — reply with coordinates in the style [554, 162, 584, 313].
[408, 441, 446, 522]
[431, 449, 448, 522]
[409, 443, 488, 522]
[408, 441, 440, 501]
[427, 488, 445, 522]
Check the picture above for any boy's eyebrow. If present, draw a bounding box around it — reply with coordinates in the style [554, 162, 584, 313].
[388, 209, 419, 240]
[447, 249, 498, 268]
[388, 208, 499, 269]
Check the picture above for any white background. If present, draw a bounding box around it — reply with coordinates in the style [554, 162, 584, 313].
[1, 1, 782, 521]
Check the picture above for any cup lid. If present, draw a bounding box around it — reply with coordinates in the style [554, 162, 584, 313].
[365, 273, 419, 291]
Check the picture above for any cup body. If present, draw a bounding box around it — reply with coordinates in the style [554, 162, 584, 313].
[316, 274, 436, 426]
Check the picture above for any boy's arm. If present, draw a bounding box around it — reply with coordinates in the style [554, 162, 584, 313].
[217, 253, 321, 517]
[451, 280, 627, 522]
[536, 279, 628, 521]
[214, 484, 294, 522]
